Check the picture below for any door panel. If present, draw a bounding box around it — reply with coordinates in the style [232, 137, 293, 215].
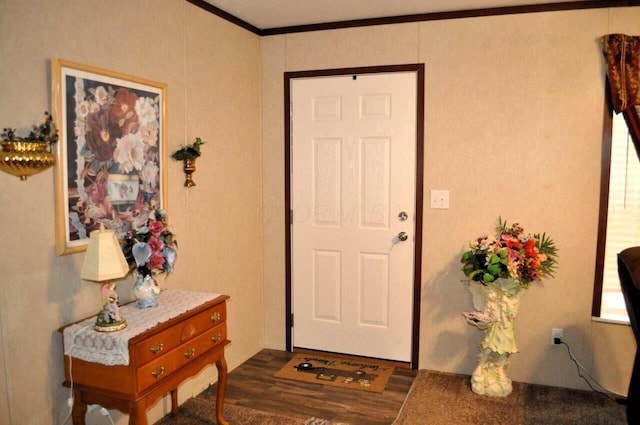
[291, 71, 417, 362]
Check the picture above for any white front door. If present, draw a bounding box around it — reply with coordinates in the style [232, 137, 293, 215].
[290, 71, 418, 362]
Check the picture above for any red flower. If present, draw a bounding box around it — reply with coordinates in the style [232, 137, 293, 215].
[85, 107, 122, 161]
[111, 88, 139, 134]
[524, 239, 538, 259]
[502, 234, 522, 250]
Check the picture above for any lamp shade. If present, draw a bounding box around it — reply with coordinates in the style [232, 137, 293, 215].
[81, 225, 130, 282]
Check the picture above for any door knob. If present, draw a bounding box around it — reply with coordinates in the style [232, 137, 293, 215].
[398, 232, 408, 242]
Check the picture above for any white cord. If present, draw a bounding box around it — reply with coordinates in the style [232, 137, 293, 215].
[61, 324, 92, 424]
[100, 407, 116, 425]
[61, 324, 117, 424]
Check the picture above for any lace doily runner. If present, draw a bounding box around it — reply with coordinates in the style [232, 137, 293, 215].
[63, 290, 221, 366]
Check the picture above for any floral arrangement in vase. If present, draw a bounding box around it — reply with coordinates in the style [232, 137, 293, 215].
[461, 218, 558, 288]
[460, 218, 559, 397]
[121, 208, 177, 307]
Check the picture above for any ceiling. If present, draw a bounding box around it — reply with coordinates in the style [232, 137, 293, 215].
[202, 0, 585, 30]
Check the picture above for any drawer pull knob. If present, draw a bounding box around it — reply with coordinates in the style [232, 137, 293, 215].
[150, 342, 164, 354]
[151, 366, 165, 378]
[210, 312, 221, 322]
[211, 333, 222, 343]
[184, 348, 196, 359]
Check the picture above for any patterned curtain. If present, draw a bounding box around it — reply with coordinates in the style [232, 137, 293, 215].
[601, 34, 640, 150]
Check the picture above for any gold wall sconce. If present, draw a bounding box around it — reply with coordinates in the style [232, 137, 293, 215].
[0, 112, 58, 180]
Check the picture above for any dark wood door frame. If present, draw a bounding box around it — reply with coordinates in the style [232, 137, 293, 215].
[284, 63, 425, 368]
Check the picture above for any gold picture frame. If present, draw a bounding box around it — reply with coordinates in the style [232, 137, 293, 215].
[52, 59, 167, 255]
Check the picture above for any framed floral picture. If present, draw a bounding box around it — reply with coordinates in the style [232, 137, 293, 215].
[52, 59, 167, 255]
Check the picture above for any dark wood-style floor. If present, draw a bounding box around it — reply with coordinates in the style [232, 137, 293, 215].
[202, 349, 417, 425]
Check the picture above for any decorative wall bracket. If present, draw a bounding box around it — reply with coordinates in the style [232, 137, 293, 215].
[0, 141, 56, 180]
[172, 137, 204, 187]
[182, 158, 197, 187]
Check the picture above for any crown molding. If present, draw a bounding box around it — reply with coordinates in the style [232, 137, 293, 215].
[187, 0, 640, 36]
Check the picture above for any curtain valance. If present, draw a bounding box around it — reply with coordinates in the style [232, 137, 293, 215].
[601, 34, 640, 150]
[601, 34, 640, 113]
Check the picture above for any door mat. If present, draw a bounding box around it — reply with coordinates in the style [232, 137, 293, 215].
[274, 353, 394, 393]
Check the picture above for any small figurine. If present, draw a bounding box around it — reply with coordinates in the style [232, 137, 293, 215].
[95, 282, 127, 331]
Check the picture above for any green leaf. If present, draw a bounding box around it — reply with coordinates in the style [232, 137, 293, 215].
[487, 264, 501, 276]
[172, 137, 205, 161]
[462, 263, 475, 275]
[482, 273, 495, 283]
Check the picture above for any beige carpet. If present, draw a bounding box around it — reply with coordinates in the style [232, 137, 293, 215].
[393, 370, 627, 425]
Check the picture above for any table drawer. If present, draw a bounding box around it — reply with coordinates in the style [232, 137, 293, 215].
[134, 302, 226, 366]
[136, 323, 227, 392]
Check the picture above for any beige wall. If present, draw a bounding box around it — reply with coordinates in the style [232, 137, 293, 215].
[0, 1, 262, 424]
[261, 7, 640, 394]
[1, 1, 640, 423]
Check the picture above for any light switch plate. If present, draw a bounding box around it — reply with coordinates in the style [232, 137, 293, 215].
[430, 190, 449, 209]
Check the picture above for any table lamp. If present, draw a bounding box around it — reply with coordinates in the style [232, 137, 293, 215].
[81, 225, 130, 332]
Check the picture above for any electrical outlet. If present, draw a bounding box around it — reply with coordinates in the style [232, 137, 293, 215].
[551, 328, 564, 346]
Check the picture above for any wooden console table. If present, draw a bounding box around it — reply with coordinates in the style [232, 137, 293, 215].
[60, 290, 230, 425]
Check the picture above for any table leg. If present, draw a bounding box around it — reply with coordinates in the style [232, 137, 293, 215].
[71, 389, 87, 425]
[128, 401, 148, 425]
[215, 356, 229, 425]
[170, 389, 179, 416]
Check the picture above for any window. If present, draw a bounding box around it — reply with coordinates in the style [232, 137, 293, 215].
[593, 102, 637, 324]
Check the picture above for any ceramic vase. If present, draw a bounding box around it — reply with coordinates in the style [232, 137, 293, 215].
[133, 273, 160, 308]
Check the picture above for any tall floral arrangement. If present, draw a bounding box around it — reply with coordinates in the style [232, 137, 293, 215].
[461, 218, 558, 288]
[121, 209, 177, 277]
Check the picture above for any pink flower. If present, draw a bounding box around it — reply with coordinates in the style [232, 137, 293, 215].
[148, 220, 165, 237]
[147, 236, 165, 253]
[147, 252, 165, 270]
[140, 124, 158, 147]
